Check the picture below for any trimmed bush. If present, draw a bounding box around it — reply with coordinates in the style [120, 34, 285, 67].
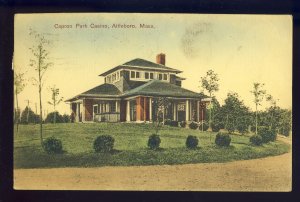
[258, 126, 277, 143]
[180, 121, 187, 128]
[215, 132, 231, 147]
[93, 135, 115, 152]
[164, 119, 172, 126]
[250, 135, 263, 146]
[189, 122, 198, 130]
[148, 134, 161, 150]
[42, 136, 63, 154]
[212, 122, 221, 132]
[186, 135, 199, 149]
[226, 122, 235, 134]
[199, 122, 209, 131]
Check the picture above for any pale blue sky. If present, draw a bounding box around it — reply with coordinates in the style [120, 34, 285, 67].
[14, 13, 292, 115]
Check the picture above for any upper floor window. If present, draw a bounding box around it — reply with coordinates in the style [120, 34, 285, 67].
[145, 72, 149, 79]
[112, 73, 116, 82]
[131, 71, 136, 78]
[158, 73, 163, 80]
[150, 73, 154, 79]
[136, 71, 140, 78]
[163, 73, 168, 80]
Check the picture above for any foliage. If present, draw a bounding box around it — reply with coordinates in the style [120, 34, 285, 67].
[180, 121, 187, 128]
[199, 121, 209, 131]
[47, 85, 64, 124]
[226, 121, 235, 133]
[45, 112, 66, 123]
[250, 135, 263, 146]
[62, 114, 71, 123]
[215, 132, 231, 147]
[42, 136, 63, 154]
[164, 119, 178, 127]
[250, 83, 266, 134]
[148, 134, 161, 150]
[189, 122, 198, 130]
[14, 71, 27, 132]
[20, 106, 40, 124]
[29, 28, 54, 146]
[236, 116, 250, 134]
[93, 135, 115, 153]
[152, 97, 170, 134]
[211, 122, 221, 132]
[186, 135, 199, 149]
[258, 126, 277, 143]
[200, 70, 220, 129]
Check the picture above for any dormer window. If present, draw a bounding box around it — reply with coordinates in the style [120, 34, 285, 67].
[158, 73, 163, 80]
[150, 73, 154, 79]
[145, 72, 149, 79]
[136, 72, 140, 78]
[131, 71, 136, 78]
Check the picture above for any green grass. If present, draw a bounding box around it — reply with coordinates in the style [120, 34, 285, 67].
[14, 123, 290, 169]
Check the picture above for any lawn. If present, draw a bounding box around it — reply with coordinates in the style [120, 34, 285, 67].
[14, 123, 290, 169]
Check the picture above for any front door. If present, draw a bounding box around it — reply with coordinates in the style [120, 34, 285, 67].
[177, 102, 186, 122]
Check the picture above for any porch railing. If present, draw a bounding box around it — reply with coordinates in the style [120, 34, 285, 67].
[94, 112, 120, 122]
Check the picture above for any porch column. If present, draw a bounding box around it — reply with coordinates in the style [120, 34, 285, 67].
[82, 99, 86, 122]
[115, 100, 119, 112]
[186, 100, 189, 122]
[76, 102, 80, 122]
[197, 100, 200, 122]
[149, 97, 152, 122]
[173, 102, 177, 121]
[126, 100, 130, 122]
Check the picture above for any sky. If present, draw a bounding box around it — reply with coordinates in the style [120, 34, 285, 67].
[14, 13, 292, 115]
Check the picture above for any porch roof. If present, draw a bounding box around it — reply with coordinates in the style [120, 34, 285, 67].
[122, 80, 207, 99]
[65, 83, 121, 102]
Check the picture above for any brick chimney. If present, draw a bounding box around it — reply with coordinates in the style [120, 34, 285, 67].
[156, 53, 165, 65]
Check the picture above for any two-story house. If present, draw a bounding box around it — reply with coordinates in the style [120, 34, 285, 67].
[66, 53, 210, 123]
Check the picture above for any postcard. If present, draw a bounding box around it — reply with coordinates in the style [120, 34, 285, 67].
[13, 13, 292, 191]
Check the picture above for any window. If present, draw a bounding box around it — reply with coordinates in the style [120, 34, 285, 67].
[110, 101, 116, 112]
[145, 72, 149, 79]
[131, 71, 136, 78]
[150, 73, 154, 79]
[112, 73, 116, 82]
[163, 73, 168, 80]
[117, 71, 120, 80]
[136, 71, 140, 78]
[158, 73, 163, 80]
[107, 75, 111, 83]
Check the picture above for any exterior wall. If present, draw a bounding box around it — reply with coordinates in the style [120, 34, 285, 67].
[83, 99, 93, 121]
[170, 74, 176, 85]
[120, 100, 127, 122]
[136, 96, 144, 121]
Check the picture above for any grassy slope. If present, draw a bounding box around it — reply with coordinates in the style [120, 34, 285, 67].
[14, 123, 290, 169]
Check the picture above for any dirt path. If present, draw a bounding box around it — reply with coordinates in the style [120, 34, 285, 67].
[14, 137, 292, 191]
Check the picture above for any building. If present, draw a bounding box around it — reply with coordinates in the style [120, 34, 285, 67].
[66, 53, 210, 123]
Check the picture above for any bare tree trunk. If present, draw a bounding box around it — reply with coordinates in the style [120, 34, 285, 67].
[38, 46, 43, 147]
[54, 104, 56, 124]
[255, 104, 258, 135]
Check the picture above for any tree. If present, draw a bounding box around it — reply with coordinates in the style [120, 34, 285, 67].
[14, 71, 26, 133]
[29, 28, 53, 146]
[200, 70, 219, 130]
[250, 83, 266, 135]
[20, 106, 40, 124]
[47, 85, 63, 123]
[152, 97, 170, 135]
[265, 94, 279, 130]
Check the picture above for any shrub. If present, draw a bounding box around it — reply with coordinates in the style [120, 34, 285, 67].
[199, 122, 209, 131]
[251, 125, 256, 133]
[189, 122, 198, 130]
[226, 122, 235, 134]
[236, 122, 248, 134]
[258, 126, 277, 143]
[180, 121, 187, 128]
[215, 132, 231, 147]
[93, 135, 115, 152]
[42, 136, 63, 154]
[212, 122, 221, 132]
[186, 135, 199, 149]
[45, 112, 64, 123]
[250, 135, 263, 146]
[164, 119, 172, 126]
[148, 134, 161, 150]
[169, 120, 179, 127]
